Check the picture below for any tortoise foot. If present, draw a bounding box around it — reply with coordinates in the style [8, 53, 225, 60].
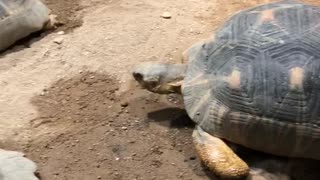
[192, 126, 249, 179]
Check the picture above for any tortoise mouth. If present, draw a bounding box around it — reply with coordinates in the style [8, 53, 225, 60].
[132, 71, 161, 92]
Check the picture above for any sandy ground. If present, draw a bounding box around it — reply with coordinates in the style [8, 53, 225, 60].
[1, 0, 320, 179]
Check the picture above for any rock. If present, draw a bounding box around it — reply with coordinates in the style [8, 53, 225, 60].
[120, 101, 128, 107]
[53, 37, 64, 44]
[57, 31, 65, 35]
[161, 12, 172, 19]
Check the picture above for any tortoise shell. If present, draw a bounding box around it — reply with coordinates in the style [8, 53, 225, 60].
[182, 0, 320, 160]
[0, 0, 49, 51]
[0, 149, 38, 180]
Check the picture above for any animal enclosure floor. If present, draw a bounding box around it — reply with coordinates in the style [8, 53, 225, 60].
[0, 0, 320, 180]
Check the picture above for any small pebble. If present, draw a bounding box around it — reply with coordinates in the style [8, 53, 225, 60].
[161, 12, 172, 19]
[57, 31, 65, 35]
[120, 102, 129, 107]
[53, 37, 64, 44]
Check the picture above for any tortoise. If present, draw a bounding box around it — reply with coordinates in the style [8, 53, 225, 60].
[0, 149, 38, 180]
[132, 0, 320, 179]
[0, 0, 53, 51]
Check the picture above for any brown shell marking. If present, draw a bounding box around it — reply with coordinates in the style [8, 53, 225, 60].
[289, 67, 304, 90]
[226, 69, 241, 89]
[259, 9, 276, 23]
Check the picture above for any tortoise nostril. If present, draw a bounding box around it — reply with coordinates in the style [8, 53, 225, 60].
[133, 72, 143, 81]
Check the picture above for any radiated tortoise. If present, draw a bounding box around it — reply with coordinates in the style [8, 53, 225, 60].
[132, 0, 320, 179]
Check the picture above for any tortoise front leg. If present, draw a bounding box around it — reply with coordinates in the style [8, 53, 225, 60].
[192, 126, 249, 179]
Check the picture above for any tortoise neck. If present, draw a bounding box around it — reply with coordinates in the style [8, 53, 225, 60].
[164, 64, 187, 94]
[166, 64, 187, 79]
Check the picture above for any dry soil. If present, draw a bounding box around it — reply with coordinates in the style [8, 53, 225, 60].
[1, 0, 320, 180]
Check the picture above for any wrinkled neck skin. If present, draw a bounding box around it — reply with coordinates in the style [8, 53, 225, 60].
[160, 64, 187, 94]
[132, 63, 187, 94]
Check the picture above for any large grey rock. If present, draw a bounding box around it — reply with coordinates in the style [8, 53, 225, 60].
[0, 149, 38, 180]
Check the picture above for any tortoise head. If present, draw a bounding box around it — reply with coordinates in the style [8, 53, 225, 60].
[132, 63, 187, 94]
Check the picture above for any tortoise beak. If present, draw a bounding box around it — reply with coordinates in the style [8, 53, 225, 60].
[132, 71, 143, 82]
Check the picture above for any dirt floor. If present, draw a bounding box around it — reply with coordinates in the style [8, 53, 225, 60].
[1, 0, 320, 180]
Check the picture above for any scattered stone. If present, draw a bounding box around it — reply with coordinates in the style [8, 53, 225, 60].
[121, 126, 128, 130]
[53, 37, 64, 44]
[57, 31, 65, 35]
[178, 172, 184, 178]
[120, 101, 129, 107]
[161, 12, 172, 19]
